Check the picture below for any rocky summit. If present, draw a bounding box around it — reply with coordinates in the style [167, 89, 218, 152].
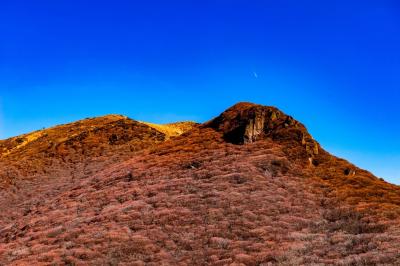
[1, 102, 400, 265]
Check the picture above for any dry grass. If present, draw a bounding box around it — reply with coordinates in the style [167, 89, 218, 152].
[1, 131, 45, 157]
[140, 121, 196, 139]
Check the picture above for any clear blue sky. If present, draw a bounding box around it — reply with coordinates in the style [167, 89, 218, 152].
[0, 0, 399, 184]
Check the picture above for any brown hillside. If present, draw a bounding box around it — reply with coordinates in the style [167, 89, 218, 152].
[0, 115, 195, 232]
[0, 116, 196, 186]
[0, 103, 399, 265]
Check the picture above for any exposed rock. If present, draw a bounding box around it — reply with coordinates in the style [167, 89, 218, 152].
[313, 141, 319, 155]
[344, 168, 356, 177]
[205, 102, 321, 165]
[243, 111, 266, 143]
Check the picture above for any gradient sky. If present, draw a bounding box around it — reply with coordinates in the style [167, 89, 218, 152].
[1, 0, 399, 184]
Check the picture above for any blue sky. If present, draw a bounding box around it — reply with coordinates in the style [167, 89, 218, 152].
[0, 0, 399, 184]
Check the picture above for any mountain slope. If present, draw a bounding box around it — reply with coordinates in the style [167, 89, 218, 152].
[0, 116, 195, 233]
[207, 103, 400, 215]
[0, 103, 399, 265]
[0, 115, 195, 186]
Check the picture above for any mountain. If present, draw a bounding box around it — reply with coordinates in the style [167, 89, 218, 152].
[0, 102, 399, 265]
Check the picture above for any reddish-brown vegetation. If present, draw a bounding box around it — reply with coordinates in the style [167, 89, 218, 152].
[0, 102, 399, 265]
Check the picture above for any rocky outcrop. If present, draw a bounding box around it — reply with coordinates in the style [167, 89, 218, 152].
[243, 110, 266, 143]
[205, 102, 321, 164]
[206, 102, 297, 143]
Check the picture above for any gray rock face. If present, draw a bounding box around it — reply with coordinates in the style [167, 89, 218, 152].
[243, 112, 265, 143]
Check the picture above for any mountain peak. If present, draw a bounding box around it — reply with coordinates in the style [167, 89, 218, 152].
[205, 102, 321, 165]
[207, 102, 303, 142]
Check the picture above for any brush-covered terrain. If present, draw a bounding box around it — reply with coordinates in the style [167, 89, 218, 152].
[0, 103, 399, 265]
